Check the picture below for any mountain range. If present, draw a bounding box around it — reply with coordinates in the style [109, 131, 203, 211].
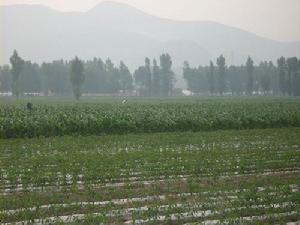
[1, 1, 300, 69]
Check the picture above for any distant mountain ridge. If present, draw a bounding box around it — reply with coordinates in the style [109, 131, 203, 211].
[1, 1, 300, 69]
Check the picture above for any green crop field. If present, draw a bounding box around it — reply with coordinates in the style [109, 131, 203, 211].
[1, 97, 300, 138]
[0, 97, 300, 224]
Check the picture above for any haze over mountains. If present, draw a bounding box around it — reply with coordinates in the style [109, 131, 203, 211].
[1, 1, 300, 69]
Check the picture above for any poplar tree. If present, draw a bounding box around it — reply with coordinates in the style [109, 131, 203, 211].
[10, 50, 24, 97]
[246, 56, 254, 95]
[70, 57, 85, 100]
[216, 55, 226, 95]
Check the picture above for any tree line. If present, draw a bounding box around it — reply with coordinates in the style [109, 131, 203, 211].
[184, 55, 300, 96]
[0, 51, 175, 99]
[1, 50, 300, 99]
[1, 51, 135, 99]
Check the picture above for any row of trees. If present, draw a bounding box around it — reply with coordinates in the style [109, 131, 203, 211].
[1, 51, 134, 99]
[1, 51, 300, 99]
[134, 54, 174, 96]
[184, 55, 300, 96]
[0, 51, 176, 99]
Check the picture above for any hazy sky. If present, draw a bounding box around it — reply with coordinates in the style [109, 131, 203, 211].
[1, 0, 300, 42]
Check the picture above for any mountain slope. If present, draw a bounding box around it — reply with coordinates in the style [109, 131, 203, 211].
[1, 1, 299, 69]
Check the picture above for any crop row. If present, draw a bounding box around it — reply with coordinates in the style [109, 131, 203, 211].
[0, 128, 299, 224]
[1, 129, 299, 189]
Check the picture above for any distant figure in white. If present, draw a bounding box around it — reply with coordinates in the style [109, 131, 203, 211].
[122, 98, 127, 104]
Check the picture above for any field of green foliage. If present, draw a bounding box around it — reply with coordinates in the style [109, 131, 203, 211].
[0, 128, 300, 224]
[0, 97, 299, 224]
[1, 97, 300, 138]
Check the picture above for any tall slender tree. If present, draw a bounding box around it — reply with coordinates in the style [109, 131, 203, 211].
[259, 61, 272, 95]
[246, 56, 254, 96]
[105, 59, 120, 93]
[208, 61, 215, 95]
[134, 65, 147, 96]
[134, 58, 153, 96]
[151, 59, 160, 96]
[144, 58, 152, 96]
[160, 53, 174, 96]
[84, 58, 105, 94]
[297, 59, 300, 96]
[183, 61, 193, 92]
[183, 61, 205, 94]
[216, 55, 226, 95]
[183, 61, 191, 82]
[10, 50, 24, 97]
[119, 61, 133, 91]
[70, 56, 85, 100]
[277, 57, 287, 95]
[287, 57, 298, 96]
